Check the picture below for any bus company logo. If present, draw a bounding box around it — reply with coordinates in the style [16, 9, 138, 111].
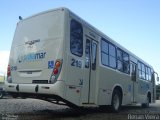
[18, 52, 46, 63]
[25, 39, 40, 45]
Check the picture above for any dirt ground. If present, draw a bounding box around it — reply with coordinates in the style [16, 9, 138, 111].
[0, 98, 160, 120]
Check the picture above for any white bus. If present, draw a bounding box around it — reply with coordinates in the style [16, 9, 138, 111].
[5, 7, 158, 112]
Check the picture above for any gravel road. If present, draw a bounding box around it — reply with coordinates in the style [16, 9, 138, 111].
[0, 97, 160, 120]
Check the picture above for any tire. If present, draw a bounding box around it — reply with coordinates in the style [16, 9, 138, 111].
[111, 89, 122, 112]
[141, 96, 149, 108]
[12, 94, 18, 98]
[0, 91, 3, 99]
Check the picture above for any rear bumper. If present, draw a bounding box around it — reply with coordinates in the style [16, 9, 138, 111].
[5, 81, 79, 108]
[5, 81, 65, 98]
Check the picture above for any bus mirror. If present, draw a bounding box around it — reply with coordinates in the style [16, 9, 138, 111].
[154, 72, 159, 82]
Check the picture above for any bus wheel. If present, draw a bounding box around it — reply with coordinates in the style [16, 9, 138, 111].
[111, 89, 122, 112]
[0, 91, 3, 99]
[141, 96, 149, 108]
[12, 94, 18, 98]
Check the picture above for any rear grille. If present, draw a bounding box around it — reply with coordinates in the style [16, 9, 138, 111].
[32, 80, 48, 84]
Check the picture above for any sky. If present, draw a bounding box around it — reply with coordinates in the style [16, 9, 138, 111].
[0, 0, 160, 81]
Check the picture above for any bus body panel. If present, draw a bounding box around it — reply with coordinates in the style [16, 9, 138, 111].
[98, 65, 132, 105]
[9, 9, 65, 84]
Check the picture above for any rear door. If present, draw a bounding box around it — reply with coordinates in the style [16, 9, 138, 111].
[130, 62, 138, 102]
[81, 36, 98, 104]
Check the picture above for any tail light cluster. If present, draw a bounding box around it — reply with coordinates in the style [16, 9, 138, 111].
[50, 59, 62, 84]
[7, 65, 12, 83]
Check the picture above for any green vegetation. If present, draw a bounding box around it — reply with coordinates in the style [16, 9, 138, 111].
[0, 76, 4, 83]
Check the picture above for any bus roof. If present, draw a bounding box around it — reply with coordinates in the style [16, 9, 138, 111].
[17, 7, 153, 69]
[67, 8, 153, 69]
[18, 7, 65, 23]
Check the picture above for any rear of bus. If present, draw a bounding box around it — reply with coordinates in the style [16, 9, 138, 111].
[5, 8, 67, 100]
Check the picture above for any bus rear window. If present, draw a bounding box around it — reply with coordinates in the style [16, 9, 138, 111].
[70, 19, 83, 57]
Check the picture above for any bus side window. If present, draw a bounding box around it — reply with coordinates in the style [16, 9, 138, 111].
[138, 62, 142, 79]
[123, 52, 130, 74]
[145, 66, 149, 81]
[117, 48, 123, 72]
[70, 19, 83, 57]
[109, 44, 116, 69]
[131, 62, 136, 81]
[141, 64, 145, 79]
[85, 39, 90, 68]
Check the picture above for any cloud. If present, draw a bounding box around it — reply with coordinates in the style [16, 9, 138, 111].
[0, 51, 10, 75]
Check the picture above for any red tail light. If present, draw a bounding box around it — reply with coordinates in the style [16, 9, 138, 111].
[50, 59, 63, 84]
[53, 68, 58, 75]
[53, 60, 61, 75]
[7, 65, 12, 83]
[7, 65, 11, 76]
